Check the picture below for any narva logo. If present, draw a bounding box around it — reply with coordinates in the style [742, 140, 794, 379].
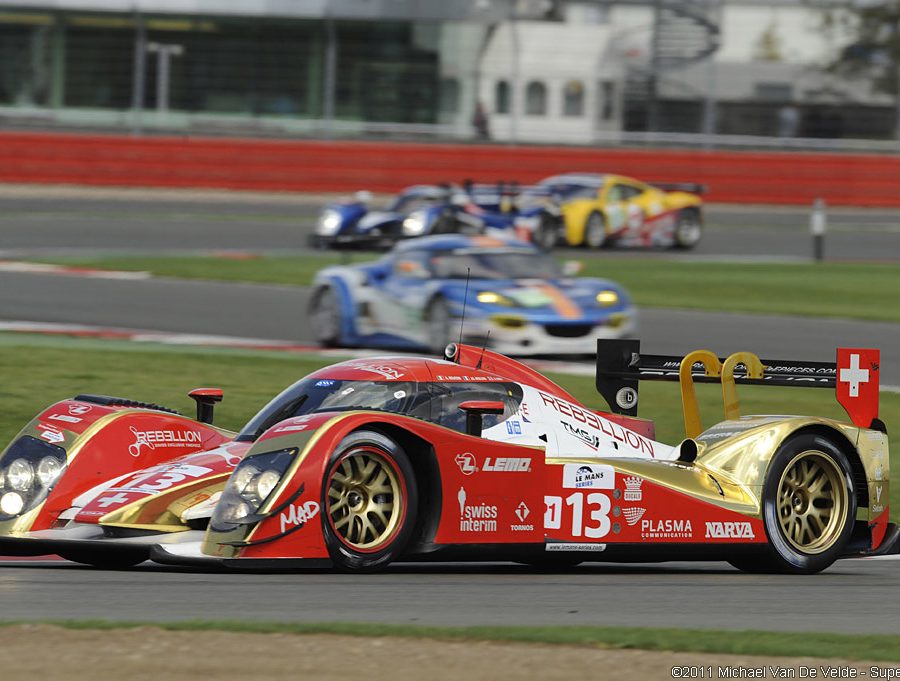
[483, 457, 531, 473]
[705, 521, 755, 539]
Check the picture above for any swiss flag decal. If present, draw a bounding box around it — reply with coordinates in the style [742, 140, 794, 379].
[836, 348, 880, 428]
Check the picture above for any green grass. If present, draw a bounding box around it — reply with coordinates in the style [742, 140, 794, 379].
[2, 619, 900, 660]
[37, 254, 900, 322]
[0, 334, 897, 517]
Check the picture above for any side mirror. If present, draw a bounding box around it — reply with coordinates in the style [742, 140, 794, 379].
[189, 388, 223, 425]
[459, 400, 505, 437]
[562, 260, 583, 276]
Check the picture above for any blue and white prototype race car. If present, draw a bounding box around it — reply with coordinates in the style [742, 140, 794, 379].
[308, 235, 636, 356]
[313, 184, 562, 251]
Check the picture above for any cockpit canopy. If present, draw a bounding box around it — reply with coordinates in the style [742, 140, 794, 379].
[237, 375, 523, 442]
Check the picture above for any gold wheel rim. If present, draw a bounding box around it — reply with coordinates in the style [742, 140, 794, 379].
[776, 450, 848, 555]
[326, 447, 404, 552]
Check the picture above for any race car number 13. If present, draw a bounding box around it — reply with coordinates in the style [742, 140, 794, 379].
[544, 492, 611, 538]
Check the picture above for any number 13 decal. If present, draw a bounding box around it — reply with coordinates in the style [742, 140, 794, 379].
[544, 492, 611, 538]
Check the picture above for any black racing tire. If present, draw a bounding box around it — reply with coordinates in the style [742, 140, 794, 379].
[321, 430, 418, 573]
[672, 207, 703, 249]
[58, 548, 148, 569]
[533, 214, 559, 252]
[584, 211, 607, 249]
[308, 285, 344, 348]
[425, 297, 454, 356]
[729, 432, 856, 575]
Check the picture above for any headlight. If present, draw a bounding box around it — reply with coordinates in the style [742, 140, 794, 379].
[596, 290, 619, 306]
[402, 210, 428, 236]
[0, 492, 24, 516]
[0, 436, 67, 520]
[7, 459, 34, 492]
[210, 449, 296, 533]
[316, 209, 342, 236]
[37, 456, 63, 487]
[477, 291, 514, 306]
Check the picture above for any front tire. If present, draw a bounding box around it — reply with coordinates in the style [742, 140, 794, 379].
[731, 433, 856, 574]
[584, 211, 607, 249]
[322, 430, 418, 572]
[308, 285, 344, 347]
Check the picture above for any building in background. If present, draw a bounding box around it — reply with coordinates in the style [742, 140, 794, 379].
[0, 0, 893, 145]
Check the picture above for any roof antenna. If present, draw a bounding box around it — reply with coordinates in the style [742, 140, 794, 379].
[457, 267, 471, 351]
[476, 330, 491, 369]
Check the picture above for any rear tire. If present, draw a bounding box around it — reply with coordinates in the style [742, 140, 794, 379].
[308, 285, 344, 347]
[731, 433, 856, 574]
[533, 215, 559, 251]
[321, 430, 418, 572]
[584, 211, 607, 249]
[673, 208, 702, 249]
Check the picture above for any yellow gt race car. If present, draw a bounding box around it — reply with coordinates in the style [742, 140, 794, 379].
[539, 173, 704, 249]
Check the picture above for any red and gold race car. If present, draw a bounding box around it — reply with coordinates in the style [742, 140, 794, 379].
[0, 341, 893, 573]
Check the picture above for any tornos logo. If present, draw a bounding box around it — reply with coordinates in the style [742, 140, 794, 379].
[705, 521, 755, 539]
[640, 518, 693, 539]
[455, 452, 478, 476]
[128, 427, 203, 457]
[562, 463, 614, 490]
[457, 487, 498, 532]
[510, 501, 534, 532]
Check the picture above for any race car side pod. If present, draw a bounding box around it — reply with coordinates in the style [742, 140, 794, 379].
[595, 339, 884, 435]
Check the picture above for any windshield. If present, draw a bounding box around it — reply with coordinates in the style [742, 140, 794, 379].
[237, 378, 425, 441]
[430, 250, 561, 280]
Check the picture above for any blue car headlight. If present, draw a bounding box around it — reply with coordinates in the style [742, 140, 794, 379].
[316, 209, 342, 236]
[402, 210, 428, 236]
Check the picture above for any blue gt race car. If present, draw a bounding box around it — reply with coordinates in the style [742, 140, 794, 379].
[312, 184, 562, 251]
[308, 235, 636, 356]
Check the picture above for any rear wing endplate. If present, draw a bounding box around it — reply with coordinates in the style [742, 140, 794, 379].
[596, 339, 881, 438]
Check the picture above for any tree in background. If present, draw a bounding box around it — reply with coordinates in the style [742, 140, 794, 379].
[814, 1, 900, 137]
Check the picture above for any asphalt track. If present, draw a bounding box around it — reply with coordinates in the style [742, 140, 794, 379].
[1, 190, 900, 260]
[2, 270, 900, 383]
[1, 558, 898, 633]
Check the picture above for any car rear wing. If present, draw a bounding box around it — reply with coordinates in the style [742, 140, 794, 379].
[595, 339, 881, 438]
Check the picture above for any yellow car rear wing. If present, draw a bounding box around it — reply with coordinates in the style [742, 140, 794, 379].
[595, 339, 882, 439]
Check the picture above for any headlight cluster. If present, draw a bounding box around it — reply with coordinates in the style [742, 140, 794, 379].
[477, 291, 515, 306]
[0, 436, 67, 520]
[402, 210, 428, 236]
[316, 209, 342, 236]
[209, 448, 296, 532]
[596, 290, 620, 306]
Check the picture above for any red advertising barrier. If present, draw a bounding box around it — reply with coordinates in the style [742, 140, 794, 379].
[0, 131, 897, 206]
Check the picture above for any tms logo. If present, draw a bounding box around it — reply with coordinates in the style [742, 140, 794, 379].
[455, 452, 478, 476]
